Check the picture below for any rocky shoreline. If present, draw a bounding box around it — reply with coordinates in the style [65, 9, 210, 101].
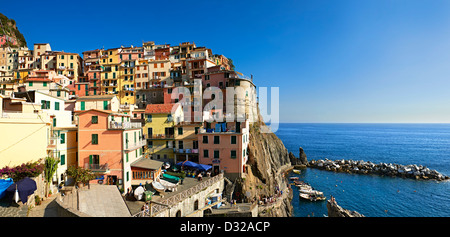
[308, 158, 449, 181]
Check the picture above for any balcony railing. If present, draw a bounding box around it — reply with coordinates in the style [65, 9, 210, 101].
[109, 121, 142, 130]
[174, 148, 199, 154]
[125, 140, 146, 151]
[85, 163, 110, 172]
[147, 134, 174, 139]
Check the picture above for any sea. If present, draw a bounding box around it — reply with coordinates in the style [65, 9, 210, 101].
[275, 123, 450, 217]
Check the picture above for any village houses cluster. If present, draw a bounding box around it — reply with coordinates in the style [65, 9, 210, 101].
[0, 41, 258, 193]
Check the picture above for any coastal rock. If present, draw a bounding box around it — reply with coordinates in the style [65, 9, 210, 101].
[327, 197, 364, 217]
[299, 147, 308, 165]
[307, 158, 449, 181]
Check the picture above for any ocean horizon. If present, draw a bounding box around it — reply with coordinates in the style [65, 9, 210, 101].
[275, 123, 450, 217]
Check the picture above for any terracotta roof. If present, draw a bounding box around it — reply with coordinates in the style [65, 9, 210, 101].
[145, 103, 179, 114]
[26, 78, 52, 82]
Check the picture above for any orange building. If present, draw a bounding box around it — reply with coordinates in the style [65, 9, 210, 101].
[76, 108, 145, 192]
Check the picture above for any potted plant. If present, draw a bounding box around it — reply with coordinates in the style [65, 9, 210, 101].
[66, 166, 95, 189]
[35, 195, 41, 206]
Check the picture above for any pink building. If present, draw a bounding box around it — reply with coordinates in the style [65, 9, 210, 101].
[198, 120, 249, 181]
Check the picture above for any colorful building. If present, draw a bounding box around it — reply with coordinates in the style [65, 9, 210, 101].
[0, 95, 51, 168]
[144, 103, 183, 163]
[173, 122, 202, 163]
[198, 120, 250, 181]
[76, 107, 144, 192]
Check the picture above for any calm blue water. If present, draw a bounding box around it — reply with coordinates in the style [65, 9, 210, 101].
[275, 123, 450, 217]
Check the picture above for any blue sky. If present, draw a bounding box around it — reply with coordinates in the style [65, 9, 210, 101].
[3, 0, 450, 123]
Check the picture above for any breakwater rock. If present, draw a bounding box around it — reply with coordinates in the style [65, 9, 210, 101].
[308, 159, 449, 181]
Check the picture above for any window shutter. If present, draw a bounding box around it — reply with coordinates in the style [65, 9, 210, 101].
[89, 155, 93, 164]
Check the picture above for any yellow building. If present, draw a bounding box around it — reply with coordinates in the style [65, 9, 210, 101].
[55, 52, 82, 81]
[0, 95, 52, 168]
[174, 122, 202, 163]
[143, 103, 183, 163]
[100, 48, 120, 96]
[118, 60, 136, 105]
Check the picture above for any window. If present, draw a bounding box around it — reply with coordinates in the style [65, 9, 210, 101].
[55, 102, 60, 111]
[195, 127, 199, 134]
[92, 116, 98, 124]
[178, 141, 184, 149]
[214, 150, 220, 159]
[60, 154, 66, 165]
[203, 149, 209, 158]
[80, 101, 85, 110]
[202, 136, 208, 144]
[214, 136, 220, 144]
[147, 140, 153, 148]
[28, 81, 33, 87]
[53, 118, 56, 127]
[231, 150, 237, 159]
[92, 134, 98, 144]
[43, 82, 47, 87]
[178, 127, 183, 135]
[57, 90, 61, 97]
[103, 101, 108, 110]
[60, 133, 65, 144]
[231, 136, 237, 144]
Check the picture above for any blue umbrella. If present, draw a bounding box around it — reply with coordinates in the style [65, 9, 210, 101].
[197, 164, 212, 171]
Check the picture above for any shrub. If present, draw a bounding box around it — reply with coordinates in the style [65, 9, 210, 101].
[0, 160, 44, 182]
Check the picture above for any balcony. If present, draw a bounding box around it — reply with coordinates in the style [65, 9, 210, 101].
[108, 121, 142, 130]
[174, 148, 199, 154]
[147, 134, 174, 139]
[85, 163, 110, 173]
[125, 140, 146, 152]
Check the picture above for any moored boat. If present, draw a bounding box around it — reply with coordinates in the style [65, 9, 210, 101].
[299, 192, 326, 201]
[293, 169, 301, 174]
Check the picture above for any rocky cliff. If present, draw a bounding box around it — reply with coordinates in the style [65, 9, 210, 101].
[232, 113, 293, 217]
[0, 13, 27, 47]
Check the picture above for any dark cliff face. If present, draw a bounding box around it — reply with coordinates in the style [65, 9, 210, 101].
[234, 114, 293, 216]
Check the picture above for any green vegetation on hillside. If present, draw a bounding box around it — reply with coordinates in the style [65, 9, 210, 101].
[0, 13, 27, 47]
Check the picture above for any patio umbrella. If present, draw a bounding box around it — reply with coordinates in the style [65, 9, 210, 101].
[6, 177, 37, 204]
[176, 160, 200, 169]
[197, 164, 212, 171]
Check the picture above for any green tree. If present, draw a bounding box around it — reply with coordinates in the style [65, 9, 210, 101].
[44, 156, 59, 197]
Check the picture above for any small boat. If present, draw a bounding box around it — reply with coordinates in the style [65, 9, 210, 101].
[151, 181, 165, 193]
[293, 169, 301, 174]
[299, 192, 326, 201]
[289, 177, 299, 180]
[300, 189, 324, 196]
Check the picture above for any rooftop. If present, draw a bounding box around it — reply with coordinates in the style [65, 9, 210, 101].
[145, 103, 179, 114]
